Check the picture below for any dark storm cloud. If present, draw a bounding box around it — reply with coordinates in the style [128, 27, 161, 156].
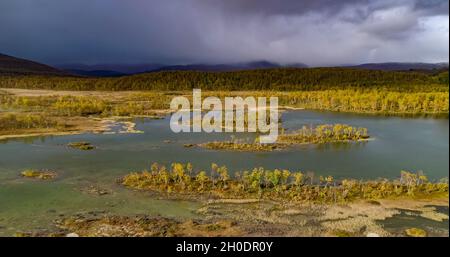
[209, 0, 368, 17]
[0, 0, 207, 64]
[207, 0, 448, 22]
[414, 0, 449, 15]
[0, 0, 447, 66]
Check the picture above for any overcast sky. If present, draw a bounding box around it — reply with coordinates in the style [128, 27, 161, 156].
[0, 0, 448, 66]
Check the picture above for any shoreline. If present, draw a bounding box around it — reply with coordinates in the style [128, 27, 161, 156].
[0, 117, 151, 141]
[15, 196, 449, 237]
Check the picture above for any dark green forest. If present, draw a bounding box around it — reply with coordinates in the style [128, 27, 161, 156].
[0, 68, 448, 92]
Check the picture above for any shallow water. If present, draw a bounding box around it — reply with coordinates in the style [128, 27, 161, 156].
[379, 206, 449, 237]
[0, 110, 448, 235]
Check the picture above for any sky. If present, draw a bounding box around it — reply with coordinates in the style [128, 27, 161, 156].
[0, 0, 448, 66]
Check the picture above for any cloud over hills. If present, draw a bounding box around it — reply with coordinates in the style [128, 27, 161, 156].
[0, 0, 448, 66]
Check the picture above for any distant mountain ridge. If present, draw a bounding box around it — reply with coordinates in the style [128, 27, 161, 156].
[61, 61, 448, 77]
[151, 61, 284, 72]
[58, 61, 308, 76]
[347, 62, 449, 71]
[0, 53, 68, 76]
[64, 69, 126, 77]
[1, 52, 448, 78]
[57, 63, 164, 75]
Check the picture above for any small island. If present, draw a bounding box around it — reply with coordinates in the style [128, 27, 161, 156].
[120, 162, 447, 203]
[197, 124, 370, 152]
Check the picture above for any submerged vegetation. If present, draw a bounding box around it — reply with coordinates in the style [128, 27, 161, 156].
[67, 141, 95, 150]
[21, 169, 57, 180]
[121, 163, 449, 203]
[405, 228, 427, 237]
[200, 140, 282, 152]
[16, 198, 449, 237]
[16, 214, 242, 237]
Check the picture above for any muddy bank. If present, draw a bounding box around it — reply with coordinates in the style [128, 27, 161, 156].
[18, 197, 448, 237]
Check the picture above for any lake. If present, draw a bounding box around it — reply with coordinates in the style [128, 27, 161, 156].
[0, 110, 448, 235]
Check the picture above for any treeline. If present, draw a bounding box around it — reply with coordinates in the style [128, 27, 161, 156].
[0, 68, 448, 92]
[204, 90, 449, 114]
[277, 90, 449, 114]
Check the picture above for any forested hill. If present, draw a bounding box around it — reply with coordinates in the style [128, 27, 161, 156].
[0, 67, 448, 92]
[115, 68, 449, 91]
[0, 53, 68, 76]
